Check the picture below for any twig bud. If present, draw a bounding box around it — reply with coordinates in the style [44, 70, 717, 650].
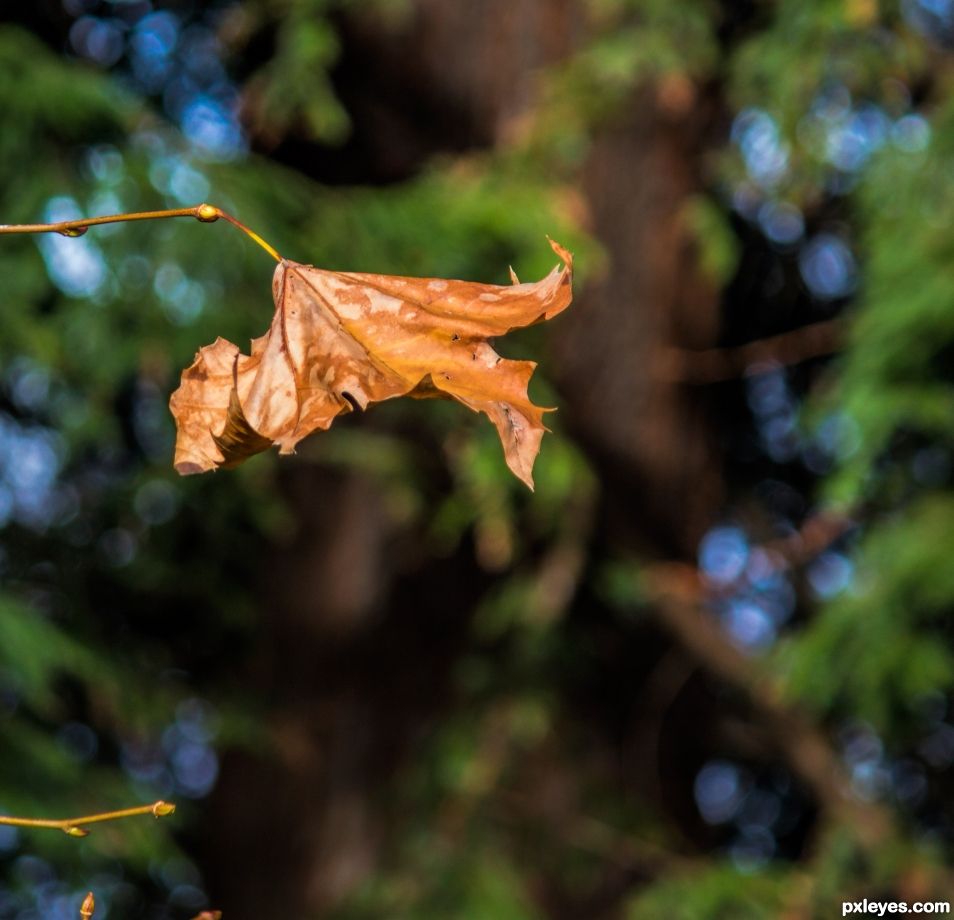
[195, 204, 220, 223]
[80, 891, 95, 918]
[63, 825, 89, 837]
[152, 800, 176, 817]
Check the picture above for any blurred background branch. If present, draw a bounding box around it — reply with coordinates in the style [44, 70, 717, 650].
[656, 319, 844, 384]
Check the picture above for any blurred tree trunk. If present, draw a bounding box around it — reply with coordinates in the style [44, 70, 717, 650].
[554, 86, 721, 556]
[204, 2, 720, 915]
[207, 470, 396, 915]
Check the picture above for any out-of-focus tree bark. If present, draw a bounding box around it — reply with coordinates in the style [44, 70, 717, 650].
[206, 467, 479, 915]
[205, 471, 392, 915]
[204, 3, 720, 915]
[554, 91, 721, 555]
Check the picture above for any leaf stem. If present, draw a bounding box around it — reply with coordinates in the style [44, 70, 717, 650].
[0, 800, 175, 837]
[0, 203, 282, 262]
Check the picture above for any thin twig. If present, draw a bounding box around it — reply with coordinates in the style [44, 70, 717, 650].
[0, 203, 282, 262]
[0, 800, 175, 837]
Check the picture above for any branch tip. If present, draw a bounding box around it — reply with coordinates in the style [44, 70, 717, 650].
[152, 800, 176, 817]
[80, 892, 95, 919]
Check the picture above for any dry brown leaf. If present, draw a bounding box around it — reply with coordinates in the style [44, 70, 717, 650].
[170, 240, 572, 488]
